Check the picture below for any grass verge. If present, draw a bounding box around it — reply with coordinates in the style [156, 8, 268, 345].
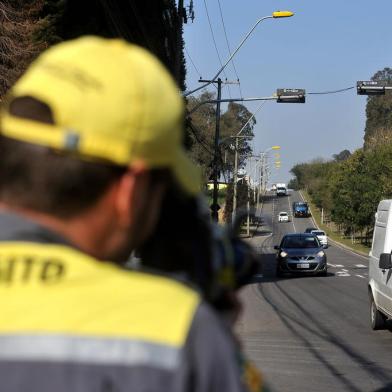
[301, 190, 370, 256]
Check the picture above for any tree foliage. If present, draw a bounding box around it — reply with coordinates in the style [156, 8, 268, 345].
[333, 149, 351, 162]
[0, 0, 188, 99]
[290, 145, 392, 234]
[186, 95, 255, 185]
[364, 67, 392, 149]
[0, 0, 49, 98]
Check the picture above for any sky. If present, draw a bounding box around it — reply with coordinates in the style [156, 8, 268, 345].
[183, 0, 392, 184]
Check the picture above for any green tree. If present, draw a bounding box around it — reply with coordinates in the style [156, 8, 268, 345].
[0, 0, 47, 97]
[333, 149, 351, 162]
[364, 67, 392, 149]
[186, 96, 255, 185]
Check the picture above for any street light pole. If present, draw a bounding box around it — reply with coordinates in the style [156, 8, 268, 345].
[231, 102, 265, 222]
[184, 11, 294, 97]
[260, 146, 281, 193]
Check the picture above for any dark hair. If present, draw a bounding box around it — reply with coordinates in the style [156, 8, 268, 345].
[0, 96, 127, 218]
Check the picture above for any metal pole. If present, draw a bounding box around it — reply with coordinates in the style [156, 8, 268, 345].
[257, 155, 262, 212]
[247, 177, 250, 237]
[211, 78, 222, 222]
[232, 136, 239, 223]
[184, 16, 273, 97]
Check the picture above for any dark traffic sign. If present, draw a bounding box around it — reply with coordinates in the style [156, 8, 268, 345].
[277, 88, 306, 103]
[357, 80, 391, 96]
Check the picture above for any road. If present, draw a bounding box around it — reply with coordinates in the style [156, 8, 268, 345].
[236, 191, 392, 392]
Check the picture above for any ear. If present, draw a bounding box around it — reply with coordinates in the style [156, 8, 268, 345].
[114, 163, 149, 229]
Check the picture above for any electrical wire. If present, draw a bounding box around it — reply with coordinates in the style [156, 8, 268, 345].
[202, 0, 232, 98]
[185, 47, 202, 79]
[307, 86, 355, 95]
[216, 0, 243, 99]
[186, 118, 215, 156]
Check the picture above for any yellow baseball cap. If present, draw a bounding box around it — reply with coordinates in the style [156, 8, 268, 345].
[0, 36, 201, 195]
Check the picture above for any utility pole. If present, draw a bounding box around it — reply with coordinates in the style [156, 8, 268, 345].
[175, 0, 184, 85]
[246, 175, 250, 237]
[199, 78, 222, 221]
[232, 136, 239, 222]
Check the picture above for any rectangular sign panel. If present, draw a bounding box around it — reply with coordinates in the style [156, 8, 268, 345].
[357, 80, 391, 95]
[277, 89, 306, 103]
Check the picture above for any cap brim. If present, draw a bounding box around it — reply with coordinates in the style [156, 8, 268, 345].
[171, 148, 201, 196]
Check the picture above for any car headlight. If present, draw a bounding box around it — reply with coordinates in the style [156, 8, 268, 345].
[317, 251, 325, 258]
[280, 251, 288, 258]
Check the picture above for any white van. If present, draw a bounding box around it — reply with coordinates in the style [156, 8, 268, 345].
[368, 200, 392, 329]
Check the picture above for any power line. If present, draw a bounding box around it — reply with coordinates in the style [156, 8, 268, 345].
[185, 47, 202, 78]
[216, 0, 243, 98]
[308, 86, 355, 95]
[202, 0, 232, 98]
[186, 118, 214, 156]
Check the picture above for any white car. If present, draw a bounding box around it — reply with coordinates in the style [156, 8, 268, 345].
[369, 200, 392, 330]
[278, 212, 289, 222]
[311, 230, 328, 248]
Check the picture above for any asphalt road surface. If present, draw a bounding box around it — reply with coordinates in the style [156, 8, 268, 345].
[236, 191, 392, 392]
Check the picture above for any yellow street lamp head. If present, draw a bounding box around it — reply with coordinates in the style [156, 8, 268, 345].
[272, 10, 294, 18]
[272, 146, 281, 150]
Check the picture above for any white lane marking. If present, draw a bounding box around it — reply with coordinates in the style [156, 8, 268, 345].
[355, 264, 367, 268]
[355, 274, 366, 279]
[336, 272, 351, 277]
[328, 263, 345, 268]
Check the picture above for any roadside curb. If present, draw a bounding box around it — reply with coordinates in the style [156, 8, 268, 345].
[299, 190, 368, 260]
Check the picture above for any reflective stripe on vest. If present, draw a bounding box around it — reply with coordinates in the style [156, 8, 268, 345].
[0, 335, 179, 370]
[0, 242, 200, 367]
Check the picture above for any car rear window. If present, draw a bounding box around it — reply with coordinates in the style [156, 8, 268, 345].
[280, 213, 288, 216]
[313, 231, 325, 236]
[282, 236, 320, 248]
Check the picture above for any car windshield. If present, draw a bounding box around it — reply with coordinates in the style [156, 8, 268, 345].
[282, 236, 320, 249]
[312, 231, 325, 236]
[280, 213, 288, 216]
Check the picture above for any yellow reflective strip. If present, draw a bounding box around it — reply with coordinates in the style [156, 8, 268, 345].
[0, 243, 199, 347]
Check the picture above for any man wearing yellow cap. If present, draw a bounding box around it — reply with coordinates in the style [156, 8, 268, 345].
[0, 37, 264, 391]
